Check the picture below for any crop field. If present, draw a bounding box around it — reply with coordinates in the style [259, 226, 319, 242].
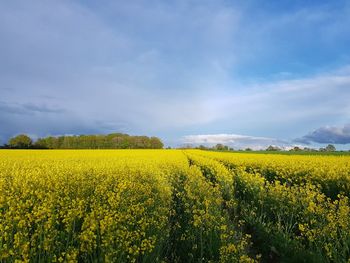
[1, 150, 350, 262]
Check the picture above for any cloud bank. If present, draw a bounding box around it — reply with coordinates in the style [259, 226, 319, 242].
[295, 124, 350, 144]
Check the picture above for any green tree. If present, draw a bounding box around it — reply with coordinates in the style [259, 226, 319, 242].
[198, 145, 208, 150]
[290, 146, 302, 152]
[149, 137, 164, 149]
[266, 145, 280, 151]
[8, 134, 32, 149]
[325, 144, 336, 152]
[32, 133, 164, 149]
[215, 144, 225, 150]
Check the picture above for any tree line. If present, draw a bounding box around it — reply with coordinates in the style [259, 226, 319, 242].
[2, 133, 164, 149]
[182, 143, 340, 152]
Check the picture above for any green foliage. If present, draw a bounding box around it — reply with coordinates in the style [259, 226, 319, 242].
[8, 134, 32, 148]
[34, 133, 164, 149]
[320, 144, 336, 152]
[289, 146, 302, 152]
[325, 144, 336, 152]
[215, 144, 229, 151]
[266, 145, 281, 151]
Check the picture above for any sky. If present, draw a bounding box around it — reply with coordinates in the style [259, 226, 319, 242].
[1, 0, 350, 149]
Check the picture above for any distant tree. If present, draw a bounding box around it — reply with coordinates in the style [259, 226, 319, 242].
[215, 144, 224, 150]
[149, 137, 164, 149]
[290, 146, 302, 152]
[245, 148, 252, 151]
[34, 138, 47, 149]
[266, 145, 280, 151]
[32, 133, 163, 149]
[198, 145, 208, 150]
[8, 134, 32, 149]
[266, 145, 273, 151]
[303, 147, 318, 152]
[215, 144, 229, 151]
[325, 144, 336, 152]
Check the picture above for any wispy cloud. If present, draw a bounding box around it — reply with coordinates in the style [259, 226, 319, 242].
[295, 124, 350, 144]
[0, 101, 65, 115]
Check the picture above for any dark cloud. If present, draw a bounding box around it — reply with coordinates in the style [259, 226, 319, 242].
[295, 124, 350, 144]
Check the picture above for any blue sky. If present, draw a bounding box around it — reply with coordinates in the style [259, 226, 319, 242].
[1, 0, 350, 149]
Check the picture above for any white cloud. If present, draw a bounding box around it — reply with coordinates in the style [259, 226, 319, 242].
[201, 67, 350, 138]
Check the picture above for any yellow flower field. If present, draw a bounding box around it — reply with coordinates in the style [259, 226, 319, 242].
[1, 150, 350, 262]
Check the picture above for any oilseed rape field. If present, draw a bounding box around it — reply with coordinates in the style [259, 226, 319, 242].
[1, 150, 350, 262]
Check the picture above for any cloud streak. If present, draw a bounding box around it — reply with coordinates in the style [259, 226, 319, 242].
[0, 102, 65, 115]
